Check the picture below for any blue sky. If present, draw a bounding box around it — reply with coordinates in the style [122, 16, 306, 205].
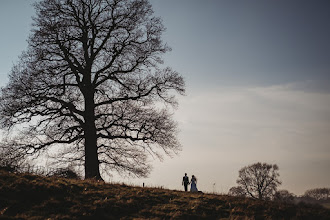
[0, 0, 330, 195]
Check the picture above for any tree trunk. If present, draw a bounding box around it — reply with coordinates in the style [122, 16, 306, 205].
[83, 85, 102, 180]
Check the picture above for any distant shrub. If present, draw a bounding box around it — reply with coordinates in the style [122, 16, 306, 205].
[0, 164, 16, 173]
[0, 146, 26, 173]
[48, 167, 81, 179]
[274, 190, 295, 203]
[228, 186, 246, 197]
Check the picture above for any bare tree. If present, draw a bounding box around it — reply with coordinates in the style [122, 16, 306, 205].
[233, 162, 281, 200]
[0, 0, 185, 180]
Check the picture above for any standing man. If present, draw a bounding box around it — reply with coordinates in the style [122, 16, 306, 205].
[182, 173, 190, 191]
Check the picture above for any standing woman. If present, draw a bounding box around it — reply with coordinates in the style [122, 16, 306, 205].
[190, 175, 198, 192]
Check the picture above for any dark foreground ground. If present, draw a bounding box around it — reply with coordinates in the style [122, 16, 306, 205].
[0, 169, 329, 219]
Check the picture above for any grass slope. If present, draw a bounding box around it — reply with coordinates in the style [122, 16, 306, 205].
[1, 169, 329, 220]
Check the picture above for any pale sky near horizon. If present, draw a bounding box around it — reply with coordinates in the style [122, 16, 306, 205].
[0, 0, 330, 195]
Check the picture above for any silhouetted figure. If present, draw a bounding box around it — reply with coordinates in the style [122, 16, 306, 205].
[182, 173, 190, 191]
[190, 175, 198, 192]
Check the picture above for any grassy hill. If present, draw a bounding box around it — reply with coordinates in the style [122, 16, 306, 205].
[1, 169, 329, 219]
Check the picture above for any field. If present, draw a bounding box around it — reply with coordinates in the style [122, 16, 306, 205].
[1, 169, 329, 219]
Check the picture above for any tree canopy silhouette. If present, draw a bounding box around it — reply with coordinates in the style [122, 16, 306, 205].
[230, 162, 281, 200]
[0, 0, 185, 180]
[304, 188, 330, 201]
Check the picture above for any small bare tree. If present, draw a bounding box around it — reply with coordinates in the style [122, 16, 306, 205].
[0, 0, 184, 180]
[233, 162, 281, 200]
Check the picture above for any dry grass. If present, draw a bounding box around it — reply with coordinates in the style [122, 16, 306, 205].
[1, 169, 329, 219]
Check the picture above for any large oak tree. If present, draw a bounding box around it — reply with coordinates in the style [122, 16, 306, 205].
[0, 0, 185, 180]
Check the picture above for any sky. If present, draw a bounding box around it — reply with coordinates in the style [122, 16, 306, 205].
[0, 0, 330, 195]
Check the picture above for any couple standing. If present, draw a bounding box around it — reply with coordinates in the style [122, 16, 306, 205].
[182, 173, 198, 192]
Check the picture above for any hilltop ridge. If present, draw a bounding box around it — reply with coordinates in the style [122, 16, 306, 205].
[0, 169, 329, 219]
